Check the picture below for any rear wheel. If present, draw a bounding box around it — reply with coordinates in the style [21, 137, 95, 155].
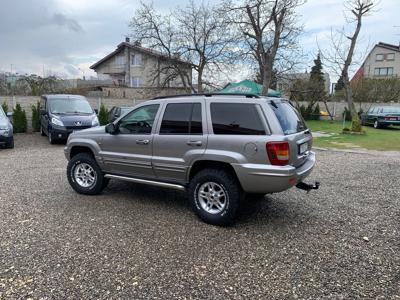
[67, 153, 108, 195]
[188, 168, 242, 226]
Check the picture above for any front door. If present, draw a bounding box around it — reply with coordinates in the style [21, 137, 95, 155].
[100, 104, 160, 178]
[152, 101, 207, 183]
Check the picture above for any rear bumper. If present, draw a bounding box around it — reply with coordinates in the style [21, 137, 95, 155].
[380, 120, 400, 126]
[232, 151, 316, 194]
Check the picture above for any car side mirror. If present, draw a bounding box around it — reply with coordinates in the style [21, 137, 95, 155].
[6, 112, 13, 117]
[94, 109, 99, 115]
[105, 123, 117, 134]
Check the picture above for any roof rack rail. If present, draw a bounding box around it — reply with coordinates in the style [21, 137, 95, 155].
[152, 93, 260, 100]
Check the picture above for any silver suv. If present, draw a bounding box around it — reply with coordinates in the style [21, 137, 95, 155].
[64, 94, 318, 225]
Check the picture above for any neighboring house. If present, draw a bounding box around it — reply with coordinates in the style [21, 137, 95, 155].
[352, 42, 400, 81]
[276, 72, 331, 95]
[90, 38, 192, 88]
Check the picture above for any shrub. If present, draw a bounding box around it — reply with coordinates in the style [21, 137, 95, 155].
[31, 101, 40, 132]
[1, 101, 8, 113]
[13, 103, 27, 133]
[98, 103, 108, 126]
[312, 104, 321, 120]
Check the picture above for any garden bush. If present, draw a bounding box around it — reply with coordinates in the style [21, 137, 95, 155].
[98, 103, 108, 126]
[13, 103, 27, 133]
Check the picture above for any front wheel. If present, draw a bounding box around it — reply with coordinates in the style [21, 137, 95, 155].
[48, 130, 56, 144]
[188, 168, 242, 226]
[67, 153, 108, 195]
[6, 137, 14, 149]
[373, 120, 381, 129]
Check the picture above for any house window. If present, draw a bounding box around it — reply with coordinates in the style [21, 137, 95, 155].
[115, 56, 125, 65]
[131, 76, 142, 87]
[386, 53, 395, 61]
[374, 67, 394, 76]
[131, 54, 142, 66]
[376, 54, 384, 61]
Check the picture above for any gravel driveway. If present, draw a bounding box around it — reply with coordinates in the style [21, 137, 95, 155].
[0, 134, 399, 299]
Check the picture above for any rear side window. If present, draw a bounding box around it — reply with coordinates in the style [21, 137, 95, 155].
[270, 101, 307, 135]
[160, 103, 202, 135]
[211, 103, 266, 135]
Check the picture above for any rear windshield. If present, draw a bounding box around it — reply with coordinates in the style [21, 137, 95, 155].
[269, 101, 307, 135]
[49, 98, 93, 115]
[382, 107, 400, 113]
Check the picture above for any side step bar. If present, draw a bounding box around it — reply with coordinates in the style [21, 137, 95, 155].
[104, 174, 186, 191]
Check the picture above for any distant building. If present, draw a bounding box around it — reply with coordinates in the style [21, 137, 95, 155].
[276, 72, 331, 95]
[352, 42, 400, 81]
[90, 38, 192, 88]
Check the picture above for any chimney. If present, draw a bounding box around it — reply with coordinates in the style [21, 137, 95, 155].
[125, 37, 130, 43]
[134, 40, 141, 47]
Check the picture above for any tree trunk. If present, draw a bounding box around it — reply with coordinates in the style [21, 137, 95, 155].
[261, 62, 272, 96]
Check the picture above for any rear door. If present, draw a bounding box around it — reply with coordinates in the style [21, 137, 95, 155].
[152, 100, 207, 183]
[268, 101, 312, 167]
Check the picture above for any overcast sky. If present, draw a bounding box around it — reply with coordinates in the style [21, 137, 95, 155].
[0, 0, 399, 82]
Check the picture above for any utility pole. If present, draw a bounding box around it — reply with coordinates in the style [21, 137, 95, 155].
[11, 64, 15, 109]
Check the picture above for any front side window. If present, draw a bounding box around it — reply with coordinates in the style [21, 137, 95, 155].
[160, 103, 202, 135]
[49, 98, 93, 115]
[118, 104, 159, 134]
[211, 103, 266, 135]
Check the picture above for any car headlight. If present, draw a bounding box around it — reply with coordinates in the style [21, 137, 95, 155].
[92, 116, 99, 126]
[51, 117, 64, 126]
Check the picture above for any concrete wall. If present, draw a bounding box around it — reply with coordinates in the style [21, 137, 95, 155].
[0, 96, 148, 132]
[2, 95, 399, 132]
[298, 100, 400, 119]
[100, 87, 190, 99]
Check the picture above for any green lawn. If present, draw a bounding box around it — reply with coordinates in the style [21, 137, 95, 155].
[306, 120, 400, 151]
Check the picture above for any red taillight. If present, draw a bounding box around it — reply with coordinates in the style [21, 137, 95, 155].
[266, 141, 290, 166]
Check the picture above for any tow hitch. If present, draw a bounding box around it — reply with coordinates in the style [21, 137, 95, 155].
[296, 181, 320, 193]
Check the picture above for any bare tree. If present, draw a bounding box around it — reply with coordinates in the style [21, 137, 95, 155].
[226, 0, 305, 95]
[129, 1, 237, 93]
[322, 0, 376, 131]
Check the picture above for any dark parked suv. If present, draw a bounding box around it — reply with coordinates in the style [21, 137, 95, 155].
[40, 94, 99, 144]
[64, 94, 318, 225]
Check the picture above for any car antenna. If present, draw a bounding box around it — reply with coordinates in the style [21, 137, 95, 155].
[270, 99, 278, 109]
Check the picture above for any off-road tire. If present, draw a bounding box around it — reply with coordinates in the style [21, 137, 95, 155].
[48, 130, 56, 144]
[67, 153, 108, 195]
[188, 168, 242, 226]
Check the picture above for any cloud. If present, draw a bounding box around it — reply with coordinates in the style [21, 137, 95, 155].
[52, 13, 83, 32]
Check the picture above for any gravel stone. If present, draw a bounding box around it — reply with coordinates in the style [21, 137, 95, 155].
[0, 133, 399, 299]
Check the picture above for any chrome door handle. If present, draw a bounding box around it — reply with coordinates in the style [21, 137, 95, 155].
[187, 141, 202, 146]
[136, 139, 150, 145]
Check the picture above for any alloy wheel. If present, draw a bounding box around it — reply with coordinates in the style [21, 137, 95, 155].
[198, 182, 227, 214]
[73, 163, 97, 188]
